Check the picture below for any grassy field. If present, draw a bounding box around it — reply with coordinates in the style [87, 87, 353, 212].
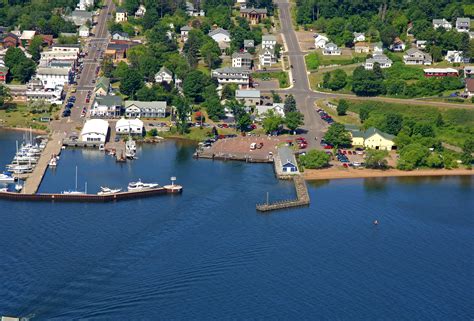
[252, 71, 289, 88]
[336, 99, 474, 147]
[309, 64, 359, 93]
[0, 103, 60, 131]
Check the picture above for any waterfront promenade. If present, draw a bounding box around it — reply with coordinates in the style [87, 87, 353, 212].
[22, 132, 65, 194]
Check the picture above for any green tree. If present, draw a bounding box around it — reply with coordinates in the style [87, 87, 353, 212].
[461, 138, 473, 165]
[383, 113, 403, 135]
[397, 143, 429, 170]
[204, 97, 225, 121]
[323, 123, 352, 147]
[221, 84, 237, 100]
[271, 90, 282, 103]
[413, 122, 435, 137]
[200, 39, 222, 69]
[183, 70, 209, 103]
[327, 69, 347, 91]
[101, 57, 114, 78]
[28, 36, 43, 62]
[299, 150, 330, 169]
[119, 69, 144, 98]
[237, 112, 252, 132]
[113, 61, 129, 79]
[174, 96, 191, 134]
[352, 66, 385, 96]
[0, 85, 11, 108]
[365, 150, 389, 169]
[262, 110, 284, 134]
[283, 94, 296, 114]
[426, 152, 444, 168]
[337, 99, 349, 116]
[285, 111, 304, 133]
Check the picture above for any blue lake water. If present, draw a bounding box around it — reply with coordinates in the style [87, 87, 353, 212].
[0, 129, 473, 320]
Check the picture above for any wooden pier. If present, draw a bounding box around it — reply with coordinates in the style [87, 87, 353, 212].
[256, 175, 310, 212]
[22, 132, 65, 194]
[0, 186, 182, 203]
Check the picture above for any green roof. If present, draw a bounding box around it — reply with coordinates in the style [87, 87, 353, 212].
[364, 127, 395, 140]
[94, 95, 122, 107]
[95, 76, 110, 92]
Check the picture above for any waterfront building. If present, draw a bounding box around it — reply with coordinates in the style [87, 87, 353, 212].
[346, 126, 396, 150]
[80, 119, 109, 142]
[90, 95, 122, 118]
[115, 118, 144, 135]
[124, 101, 167, 118]
[36, 67, 72, 89]
[278, 147, 298, 173]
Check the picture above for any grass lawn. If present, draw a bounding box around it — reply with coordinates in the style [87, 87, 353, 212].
[316, 99, 361, 125]
[252, 71, 289, 88]
[0, 103, 60, 131]
[162, 126, 239, 141]
[309, 64, 359, 93]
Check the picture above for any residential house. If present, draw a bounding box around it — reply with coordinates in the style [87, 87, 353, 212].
[211, 67, 250, 88]
[258, 46, 276, 67]
[353, 32, 365, 43]
[19, 30, 37, 47]
[208, 28, 231, 53]
[456, 18, 470, 33]
[314, 34, 329, 49]
[371, 41, 383, 54]
[416, 40, 427, 50]
[424, 68, 459, 77]
[66, 10, 93, 26]
[354, 42, 370, 53]
[347, 127, 396, 150]
[79, 25, 90, 38]
[90, 95, 123, 117]
[185, 1, 205, 17]
[445, 50, 464, 63]
[390, 37, 406, 52]
[403, 48, 432, 65]
[124, 101, 168, 118]
[236, 89, 261, 107]
[244, 39, 254, 52]
[111, 31, 129, 41]
[115, 8, 128, 22]
[180, 26, 192, 42]
[464, 78, 474, 97]
[232, 52, 253, 69]
[364, 54, 393, 70]
[262, 35, 277, 49]
[94, 76, 111, 96]
[80, 119, 109, 143]
[106, 43, 135, 60]
[433, 18, 452, 30]
[0, 66, 8, 83]
[36, 67, 72, 89]
[322, 43, 341, 55]
[116, 118, 144, 135]
[134, 5, 146, 18]
[255, 103, 284, 120]
[278, 147, 298, 174]
[25, 79, 63, 104]
[463, 66, 474, 78]
[5, 84, 27, 102]
[77, 0, 94, 10]
[0, 33, 19, 48]
[154, 66, 173, 84]
[240, 7, 267, 25]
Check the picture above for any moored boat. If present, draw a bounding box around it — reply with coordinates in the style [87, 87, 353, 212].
[127, 179, 159, 191]
[97, 186, 122, 195]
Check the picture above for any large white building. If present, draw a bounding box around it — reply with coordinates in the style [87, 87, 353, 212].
[124, 101, 168, 118]
[80, 119, 109, 142]
[211, 67, 250, 88]
[36, 67, 71, 89]
[115, 118, 144, 135]
[51, 44, 81, 54]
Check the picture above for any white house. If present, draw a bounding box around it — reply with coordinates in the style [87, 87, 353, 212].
[124, 101, 167, 118]
[416, 40, 427, 50]
[433, 18, 452, 30]
[77, 0, 94, 10]
[26, 86, 63, 104]
[278, 147, 298, 174]
[208, 28, 231, 43]
[180, 26, 192, 42]
[111, 31, 129, 41]
[445, 51, 464, 63]
[403, 48, 432, 65]
[365, 54, 393, 70]
[390, 38, 406, 52]
[255, 103, 284, 120]
[323, 43, 341, 55]
[186, 1, 205, 16]
[115, 8, 128, 23]
[90, 95, 122, 118]
[353, 32, 365, 43]
[134, 4, 146, 18]
[36, 67, 71, 89]
[262, 35, 277, 49]
[78, 25, 89, 38]
[236, 89, 261, 106]
[115, 117, 144, 135]
[258, 46, 276, 67]
[244, 39, 254, 52]
[211, 67, 250, 88]
[232, 52, 253, 69]
[80, 119, 109, 143]
[314, 34, 328, 49]
[154, 66, 173, 84]
[456, 18, 470, 33]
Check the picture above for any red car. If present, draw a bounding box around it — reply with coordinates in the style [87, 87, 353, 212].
[324, 145, 334, 149]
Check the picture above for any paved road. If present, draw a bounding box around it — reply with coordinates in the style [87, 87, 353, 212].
[51, 0, 114, 136]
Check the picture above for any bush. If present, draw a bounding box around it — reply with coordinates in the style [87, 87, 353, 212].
[299, 150, 330, 169]
[337, 99, 348, 116]
[305, 53, 320, 70]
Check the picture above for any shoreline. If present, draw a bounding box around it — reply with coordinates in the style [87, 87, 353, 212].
[0, 126, 49, 135]
[303, 167, 473, 181]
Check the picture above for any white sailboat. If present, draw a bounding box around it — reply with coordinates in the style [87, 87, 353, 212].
[62, 166, 86, 195]
[0, 172, 15, 183]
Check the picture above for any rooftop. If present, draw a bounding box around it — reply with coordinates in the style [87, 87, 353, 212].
[81, 119, 109, 137]
[236, 89, 260, 98]
[208, 28, 230, 38]
[94, 95, 122, 107]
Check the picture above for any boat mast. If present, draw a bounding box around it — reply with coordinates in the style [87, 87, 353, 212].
[75, 166, 78, 191]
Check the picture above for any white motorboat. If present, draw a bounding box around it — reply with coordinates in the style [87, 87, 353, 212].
[0, 173, 15, 183]
[0, 187, 8, 192]
[97, 186, 122, 195]
[15, 181, 23, 192]
[7, 164, 33, 174]
[127, 180, 159, 192]
[49, 157, 57, 168]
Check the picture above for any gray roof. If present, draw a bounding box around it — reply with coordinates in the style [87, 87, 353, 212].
[213, 67, 250, 74]
[158, 66, 172, 75]
[456, 17, 470, 24]
[125, 100, 167, 109]
[52, 43, 80, 48]
[244, 39, 254, 47]
[366, 54, 392, 65]
[208, 28, 230, 38]
[232, 52, 253, 59]
[433, 18, 449, 24]
[278, 146, 297, 167]
[70, 10, 93, 19]
[262, 35, 277, 42]
[116, 8, 126, 13]
[36, 67, 70, 76]
[94, 95, 122, 107]
[180, 26, 192, 31]
[112, 31, 129, 38]
[240, 7, 267, 14]
[236, 89, 260, 98]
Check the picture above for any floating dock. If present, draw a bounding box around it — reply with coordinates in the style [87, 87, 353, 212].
[256, 176, 309, 212]
[0, 186, 182, 203]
